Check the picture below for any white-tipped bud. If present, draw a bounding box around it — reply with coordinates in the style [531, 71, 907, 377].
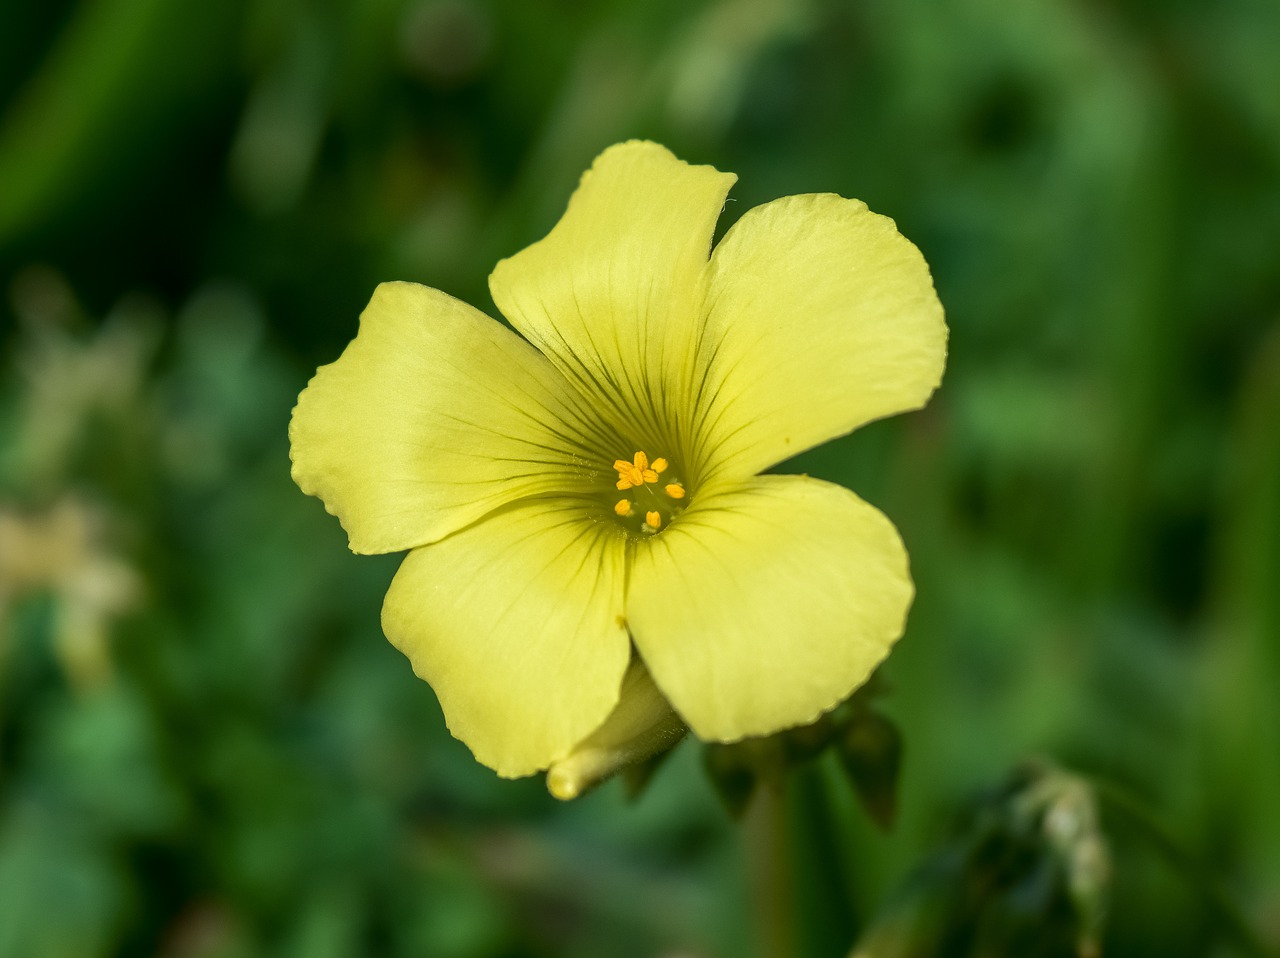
[547, 657, 686, 800]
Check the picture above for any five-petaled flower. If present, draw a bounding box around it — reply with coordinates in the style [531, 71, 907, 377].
[289, 141, 947, 781]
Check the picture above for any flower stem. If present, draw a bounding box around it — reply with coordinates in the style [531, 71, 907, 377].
[745, 782, 796, 958]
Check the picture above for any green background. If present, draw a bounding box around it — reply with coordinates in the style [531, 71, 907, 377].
[1, 0, 1278, 955]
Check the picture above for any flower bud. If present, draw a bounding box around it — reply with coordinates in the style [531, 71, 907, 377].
[546, 657, 686, 800]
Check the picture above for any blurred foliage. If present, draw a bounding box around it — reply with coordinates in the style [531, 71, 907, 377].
[851, 762, 1110, 958]
[2, 0, 1280, 956]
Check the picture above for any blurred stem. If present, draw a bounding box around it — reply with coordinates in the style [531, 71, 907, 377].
[746, 783, 795, 958]
[1090, 777, 1278, 958]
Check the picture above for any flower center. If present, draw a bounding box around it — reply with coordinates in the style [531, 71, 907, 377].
[610, 450, 687, 535]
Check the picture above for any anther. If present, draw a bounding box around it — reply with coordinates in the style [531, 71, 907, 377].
[613, 458, 642, 489]
[645, 511, 662, 530]
[634, 452, 658, 484]
[614, 499, 633, 517]
[665, 483, 685, 500]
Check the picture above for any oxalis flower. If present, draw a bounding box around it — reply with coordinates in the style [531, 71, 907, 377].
[290, 141, 946, 790]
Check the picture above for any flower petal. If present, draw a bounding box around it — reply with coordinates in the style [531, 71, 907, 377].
[694, 194, 947, 481]
[382, 499, 630, 778]
[626, 475, 913, 742]
[290, 281, 619, 555]
[489, 141, 736, 453]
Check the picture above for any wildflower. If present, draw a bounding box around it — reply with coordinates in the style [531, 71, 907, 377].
[290, 141, 946, 780]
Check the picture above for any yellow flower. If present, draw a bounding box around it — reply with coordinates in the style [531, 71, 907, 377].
[289, 141, 946, 780]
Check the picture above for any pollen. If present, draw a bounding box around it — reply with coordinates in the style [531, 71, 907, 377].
[614, 499, 633, 517]
[645, 511, 661, 530]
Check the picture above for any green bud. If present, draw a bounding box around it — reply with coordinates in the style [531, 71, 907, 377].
[837, 707, 903, 830]
[850, 761, 1111, 958]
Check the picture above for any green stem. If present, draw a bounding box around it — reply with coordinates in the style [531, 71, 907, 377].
[745, 782, 795, 958]
[1089, 777, 1278, 958]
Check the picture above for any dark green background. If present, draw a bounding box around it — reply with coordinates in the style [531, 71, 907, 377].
[1, 0, 1278, 955]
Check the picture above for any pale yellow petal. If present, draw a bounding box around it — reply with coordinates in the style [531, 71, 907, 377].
[627, 475, 913, 742]
[693, 194, 946, 481]
[290, 281, 619, 555]
[382, 499, 630, 778]
[489, 141, 736, 452]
